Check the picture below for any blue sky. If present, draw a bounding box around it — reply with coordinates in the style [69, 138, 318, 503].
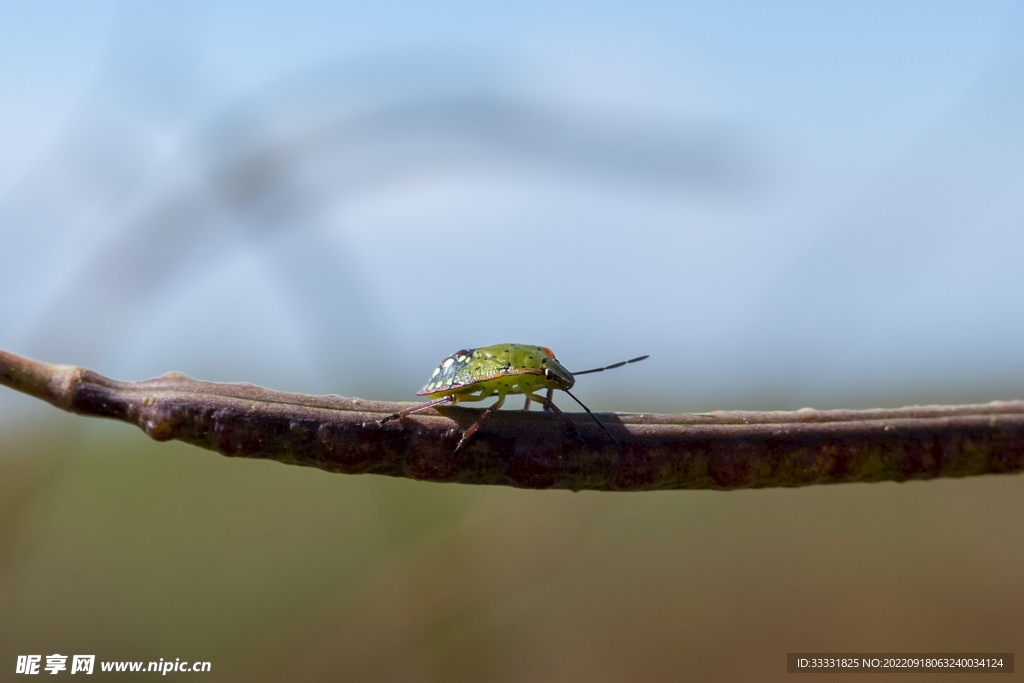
[2, 1, 1023, 418]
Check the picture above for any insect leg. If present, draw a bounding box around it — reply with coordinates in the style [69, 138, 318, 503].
[523, 380, 542, 410]
[454, 393, 506, 455]
[377, 395, 454, 425]
[526, 392, 587, 445]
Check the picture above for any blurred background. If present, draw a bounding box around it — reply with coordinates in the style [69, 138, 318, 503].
[1, 1, 1023, 680]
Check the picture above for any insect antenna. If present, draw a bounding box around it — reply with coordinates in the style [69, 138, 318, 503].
[572, 354, 649, 376]
[562, 388, 621, 449]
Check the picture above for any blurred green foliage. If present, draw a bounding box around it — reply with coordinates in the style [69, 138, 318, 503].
[2, 417, 1022, 681]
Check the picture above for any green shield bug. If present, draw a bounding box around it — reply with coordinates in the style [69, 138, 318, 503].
[379, 343, 648, 454]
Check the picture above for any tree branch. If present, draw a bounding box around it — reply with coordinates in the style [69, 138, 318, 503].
[2, 348, 1022, 491]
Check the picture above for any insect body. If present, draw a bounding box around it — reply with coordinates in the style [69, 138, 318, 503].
[379, 343, 648, 454]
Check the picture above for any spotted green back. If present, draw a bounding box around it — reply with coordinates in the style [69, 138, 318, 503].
[418, 343, 559, 397]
